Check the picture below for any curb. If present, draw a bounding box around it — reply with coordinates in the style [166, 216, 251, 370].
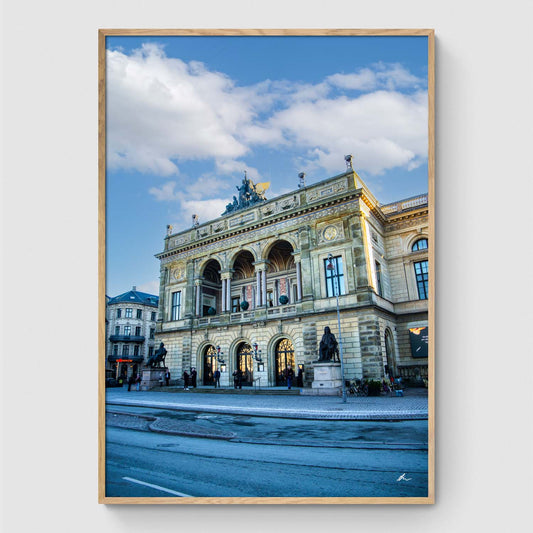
[106, 399, 428, 421]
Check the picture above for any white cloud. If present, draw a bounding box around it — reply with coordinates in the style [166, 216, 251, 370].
[107, 44, 258, 175]
[327, 63, 424, 92]
[108, 45, 427, 179]
[137, 279, 160, 295]
[148, 181, 180, 201]
[176, 198, 229, 227]
[267, 90, 427, 175]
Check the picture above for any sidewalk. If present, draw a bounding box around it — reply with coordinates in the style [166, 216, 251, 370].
[106, 386, 428, 421]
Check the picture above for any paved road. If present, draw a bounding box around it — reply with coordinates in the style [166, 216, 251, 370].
[105, 408, 428, 498]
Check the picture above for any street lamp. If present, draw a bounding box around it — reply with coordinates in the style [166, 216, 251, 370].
[326, 253, 347, 403]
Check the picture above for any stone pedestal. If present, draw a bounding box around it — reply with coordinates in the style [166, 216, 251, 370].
[300, 362, 342, 396]
[141, 367, 167, 391]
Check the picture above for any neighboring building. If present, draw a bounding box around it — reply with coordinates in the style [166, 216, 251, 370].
[155, 167, 429, 388]
[106, 287, 159, 380]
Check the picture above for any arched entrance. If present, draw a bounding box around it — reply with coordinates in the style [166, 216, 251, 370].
[275, 338, 295, 386]
[236, 342, 253, 386]
[203, 345, 217, 385]
[385, 329, 396, 378]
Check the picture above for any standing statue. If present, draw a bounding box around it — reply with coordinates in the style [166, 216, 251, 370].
[318, 326, 339, 362]
[145, 342, 167, 368]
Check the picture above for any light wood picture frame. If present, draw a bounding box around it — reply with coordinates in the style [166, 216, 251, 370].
[99, 28, 434, 504]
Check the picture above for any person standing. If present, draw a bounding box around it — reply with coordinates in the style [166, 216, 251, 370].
[191, 368, 197, 388]
[183, 370, 190, 390]
[297, 367, 303, 388]
[165, 369, 171, 386]
[135, 373, 141, 391]
[127, 374, 135, 391]
[285, 365, 295, 389]
[213, 369, 221, 388]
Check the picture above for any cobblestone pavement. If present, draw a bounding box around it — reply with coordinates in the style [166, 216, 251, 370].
[106, 387, 428, 421]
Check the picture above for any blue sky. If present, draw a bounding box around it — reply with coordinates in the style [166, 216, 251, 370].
[105, 35, 428, 297]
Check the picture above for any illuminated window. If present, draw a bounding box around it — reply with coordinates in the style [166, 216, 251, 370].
[324, 256, 346, 297]
[125, 308, 133, 318]
[412, 238, 428, 252]
[414, 261, 429, 300]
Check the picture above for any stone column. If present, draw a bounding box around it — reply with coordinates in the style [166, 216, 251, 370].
[256, 269, 261, 307]
[226, 276, 232, 312]
[195, 279, 202, 317]
[262, 268, 267, 307]
[221, 278, 227, 312]
[296, 261, 302, 301]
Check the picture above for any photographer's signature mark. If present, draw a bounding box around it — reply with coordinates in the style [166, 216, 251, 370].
[396, 473, 412, 482]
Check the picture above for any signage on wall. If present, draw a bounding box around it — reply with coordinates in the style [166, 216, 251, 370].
[409, 327, 428, 358]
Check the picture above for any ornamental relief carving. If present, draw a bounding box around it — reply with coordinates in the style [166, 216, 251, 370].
[307, 179, 348, 202]
[162, 202, 354, 264]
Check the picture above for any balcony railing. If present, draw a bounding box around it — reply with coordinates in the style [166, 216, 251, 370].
[109, 335, 146, 343]
[380, 194, 428, 215]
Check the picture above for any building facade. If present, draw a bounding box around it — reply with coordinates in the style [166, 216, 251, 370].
[106, 287, 159, 380]
[155, 169, 429, 388]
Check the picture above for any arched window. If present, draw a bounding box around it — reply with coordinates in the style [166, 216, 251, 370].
[412, 238, 428, 252]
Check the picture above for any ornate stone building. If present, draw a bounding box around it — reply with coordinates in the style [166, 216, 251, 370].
[155, 168, 429, 388]
[106, 287, 159, 380]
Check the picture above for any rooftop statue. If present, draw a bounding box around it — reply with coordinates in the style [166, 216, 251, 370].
[222, 172, 270, 215]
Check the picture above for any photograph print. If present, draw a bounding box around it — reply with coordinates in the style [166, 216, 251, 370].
[99, 29, 434, 503]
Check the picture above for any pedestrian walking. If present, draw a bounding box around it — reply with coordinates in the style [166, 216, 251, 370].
[135, 373, 141, 391]
[127, 374, 135, 391]
[165, 369, 171, 386]
[183, 370, 190, 390]
[285, 365, 295, 389]
[191, 368, 197, 388]
[297, 367, 303, 388]
[213, 369, 221, 388]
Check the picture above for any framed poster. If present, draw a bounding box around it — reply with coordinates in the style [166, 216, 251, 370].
[99, 29, 434, 504]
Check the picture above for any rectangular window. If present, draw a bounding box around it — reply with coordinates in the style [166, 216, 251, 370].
[124, 325, 131, 336]
[114, 325, 120, 335]
[122, 345, 129, 356]
[375, 261, 383, 297]
[135, 326, 141, 336]
[414, 260, 429, 300]
[113, 345, 118, 356]
[171, 291, 181, 321]
[125, 308, 132, 318]
[231, 296, 240, 312]
[149, 327, 155, 339]
[134, 345, 140, 356]
[151, 311, 156, 321]
[149, 346, 154, 357]
[116, 308, 121, 318]
[136, 309, 142, 319]
[324, 256, 346, 297]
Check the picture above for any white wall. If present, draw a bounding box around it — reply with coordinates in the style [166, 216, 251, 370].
[3, 0, 532, 531]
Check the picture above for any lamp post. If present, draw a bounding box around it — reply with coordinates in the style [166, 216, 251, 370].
[326, 253, 347, 403]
